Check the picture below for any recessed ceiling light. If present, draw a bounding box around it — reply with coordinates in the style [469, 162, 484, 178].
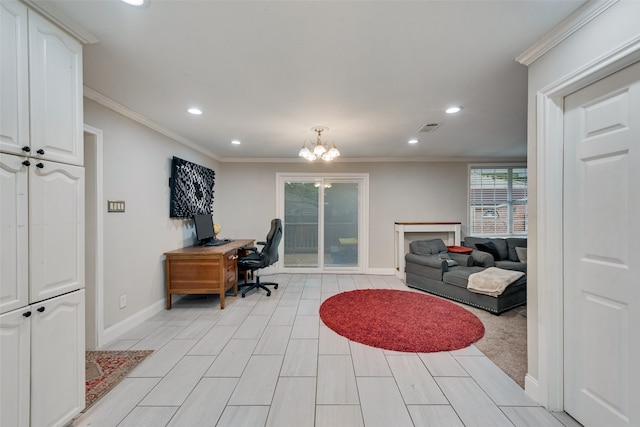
[231, 140, 241, 145]
[187, 107, 202, 115]
[121, 0, 146, 6]
[408, 139, 419, 144]
[445, 106, 462, 114]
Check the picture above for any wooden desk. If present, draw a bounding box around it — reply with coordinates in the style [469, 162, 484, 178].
[164, 239, 254, 309]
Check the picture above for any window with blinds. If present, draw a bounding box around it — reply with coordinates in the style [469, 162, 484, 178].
[469, 167, 527, 235]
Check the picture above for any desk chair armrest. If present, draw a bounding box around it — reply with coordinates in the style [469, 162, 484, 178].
[238, 246, 258, 253]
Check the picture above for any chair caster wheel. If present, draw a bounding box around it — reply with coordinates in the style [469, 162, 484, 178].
[266, 291, 271, 297]
[241, 293, 246, 298]
[274, 284, 279, 289]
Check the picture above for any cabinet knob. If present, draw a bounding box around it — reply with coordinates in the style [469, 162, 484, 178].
[21, 146, 31, 152]
[22, 160, 31, 167]
[37, 307, 45, 313]
[23, 311, 32, 318]
[36, 149, 45, 155]
[36, 163, 44, 169]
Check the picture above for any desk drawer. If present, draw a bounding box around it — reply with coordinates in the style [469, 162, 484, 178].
[168, 259, 221, 289]
[223, 251, 238, 289]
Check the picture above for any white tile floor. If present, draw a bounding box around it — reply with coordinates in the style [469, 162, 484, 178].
[74, 274, 579, 427]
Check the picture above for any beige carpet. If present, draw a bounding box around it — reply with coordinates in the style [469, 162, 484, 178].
[464, 304, 528, 388]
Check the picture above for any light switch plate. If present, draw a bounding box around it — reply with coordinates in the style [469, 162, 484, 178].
[108, 200, 125, 213]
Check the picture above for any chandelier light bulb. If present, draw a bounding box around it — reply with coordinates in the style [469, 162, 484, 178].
[298, 126, 339, 162]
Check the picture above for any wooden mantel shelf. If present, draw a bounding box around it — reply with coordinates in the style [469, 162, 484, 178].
[394, 222, 462, 278]
[395, 221, 461, 225]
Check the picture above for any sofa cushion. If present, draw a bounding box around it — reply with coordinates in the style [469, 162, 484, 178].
[476, 242, 501, 261]
[463, 237, 509, 261]
[506, 238, 528, 261]
[495, 260, 527, 273]
[410, 239, 447, 256]
[515, 247, 527, 264]
[442, 267, 485, 289]
[443, 266, 527, 291]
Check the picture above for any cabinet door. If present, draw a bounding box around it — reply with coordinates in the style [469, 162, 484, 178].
[0, 1, 29, 156]
[31, 290, 85, 427]
[29, 160, 85, 302]
[0, 306, 31, 427]
[28, 10, 83, 166]
[0, 153, 28, 314]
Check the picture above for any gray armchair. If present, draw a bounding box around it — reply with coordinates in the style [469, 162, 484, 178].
[405, 239, 473, 272]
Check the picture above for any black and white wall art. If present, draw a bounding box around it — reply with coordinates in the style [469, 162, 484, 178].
[169, 156, 215, 218]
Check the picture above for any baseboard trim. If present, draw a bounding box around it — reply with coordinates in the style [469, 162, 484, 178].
[524, 373, 540, 404]
[101, 298, 167, 347]
[366, 268, 396, 276]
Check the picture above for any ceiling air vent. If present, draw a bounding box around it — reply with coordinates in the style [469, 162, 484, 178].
[418, 122, 442, 133]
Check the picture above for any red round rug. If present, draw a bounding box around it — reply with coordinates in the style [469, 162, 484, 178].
[319, 289, 484, 352]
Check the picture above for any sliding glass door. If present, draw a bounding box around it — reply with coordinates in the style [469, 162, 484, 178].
[278, 174, 368, 273]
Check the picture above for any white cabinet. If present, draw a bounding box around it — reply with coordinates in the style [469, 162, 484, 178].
[1, 290, 85, 427]
[0, 153, 29, 314]
[0, 2, 84, 166]
[0, 4, 85, 427]
[31, 290, 85, 427]
[29, 159, 85, 302]
[0, 1, 29, 156]
[0, 154, 84, 313]
[0, 303, 31, 427]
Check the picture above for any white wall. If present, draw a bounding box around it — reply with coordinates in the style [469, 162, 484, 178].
[525, 0, 640, 403]
[216, 161, 470, 269]
[83, 99, 220, 330]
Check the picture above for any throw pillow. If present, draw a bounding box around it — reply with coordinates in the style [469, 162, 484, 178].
[476, 242, 501, 261]
[515, 247, 527, 264]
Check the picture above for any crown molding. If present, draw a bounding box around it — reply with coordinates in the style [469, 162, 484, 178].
[83, 85, 221, 161]
[516, 0, 618, 66]
[221, 156, 527, 164]
[21, 0, 99, 44]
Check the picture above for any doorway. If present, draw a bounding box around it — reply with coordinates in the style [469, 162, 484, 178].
[277, 173, 369, 273]
[83, 125, 103, 349]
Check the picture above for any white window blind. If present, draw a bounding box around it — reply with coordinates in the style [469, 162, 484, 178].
[469, 167, 527, 235]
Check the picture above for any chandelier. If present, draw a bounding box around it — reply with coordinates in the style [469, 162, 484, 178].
[298, 126, 340, 161]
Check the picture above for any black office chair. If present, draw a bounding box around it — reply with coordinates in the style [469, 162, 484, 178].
[237, 218, 283, 297]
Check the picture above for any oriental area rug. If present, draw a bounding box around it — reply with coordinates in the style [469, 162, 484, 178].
[319, 289, 484, 352]
[84, 350, 153, 412]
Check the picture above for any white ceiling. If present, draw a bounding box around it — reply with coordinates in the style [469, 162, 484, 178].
[42, 0, 585, 162]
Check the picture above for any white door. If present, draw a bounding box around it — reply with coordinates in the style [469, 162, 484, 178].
[0, 306, 31, 427]
[0, 154, 29, 314]
[31, 290, 85, 427]
[563, 61, 640, 426]
[29, 160, 85, 302]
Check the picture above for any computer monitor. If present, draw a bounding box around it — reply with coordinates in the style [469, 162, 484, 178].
[193, 213, 216, 245]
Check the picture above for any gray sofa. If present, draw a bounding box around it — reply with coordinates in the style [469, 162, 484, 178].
[405, 238, 527, 314]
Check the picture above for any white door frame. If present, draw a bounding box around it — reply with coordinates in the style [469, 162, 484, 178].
[83, 124, 104, 348]
[536, 38, 640, 410]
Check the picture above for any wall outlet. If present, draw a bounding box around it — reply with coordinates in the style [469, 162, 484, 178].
[119, 294, 127, 309]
